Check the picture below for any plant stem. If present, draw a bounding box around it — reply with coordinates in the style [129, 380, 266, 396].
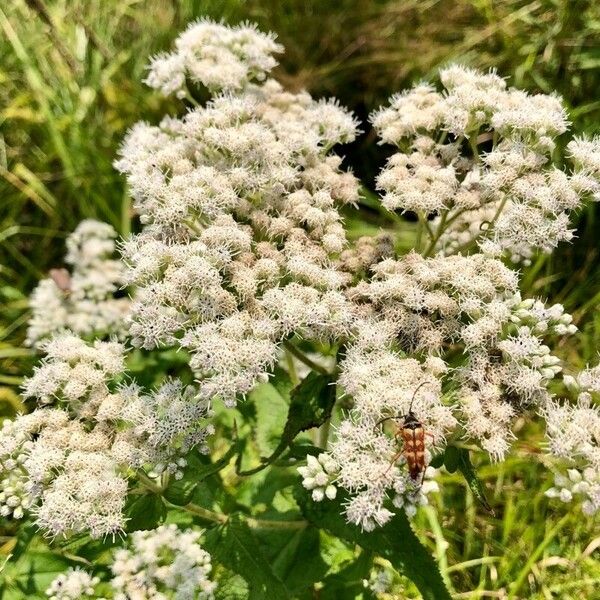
[452, 195, 509, 255]
[136, 469, 163, 493]
[283, 340, 330, 376]
[137, 470, 308, 530]
[183, 82, 200, 108]
[285, 348, 300, 385]
[423, 209, 448, 257]
[317, 418, 331, 449]
[183, 502, 307, 529]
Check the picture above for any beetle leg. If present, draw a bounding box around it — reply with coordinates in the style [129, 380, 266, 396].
[385, 449, 404, 474]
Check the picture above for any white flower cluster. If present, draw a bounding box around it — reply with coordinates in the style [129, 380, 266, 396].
[46, 568, 99, 600]
[112, 20, 600, 534]
[302, 170, 578, 526]
[117, 21, 359, 406]
[45, 525, 216, 600]
[309, 326, 451, 529]
[372, 66, 600, 263]
[145, 19, 283, 96]
[542, 365, 600, 515]
[111, 524, 216, 600]
[0, 334, 212, 537]
[27, 220, 130, 348]
[298, 453, 338, 502]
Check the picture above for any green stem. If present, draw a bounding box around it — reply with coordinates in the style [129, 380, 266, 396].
[423, 210, 448, 257]
[317, 418, 331, 449]
[283, 340, 330, 376]
[183, 82, 200, 108]
[285, 348, 300, 385]
[469, 135, 480, 161]
[137, 470, 308, 529]
[183, 502, 307, 529]
[452, 195, 509, 255]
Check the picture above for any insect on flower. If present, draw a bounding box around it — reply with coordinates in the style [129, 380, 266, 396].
[374, 382, 435, 484]
[49, 268, 72, 293]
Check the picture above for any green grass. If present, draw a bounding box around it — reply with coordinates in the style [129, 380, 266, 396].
[1, 1, 600, 597]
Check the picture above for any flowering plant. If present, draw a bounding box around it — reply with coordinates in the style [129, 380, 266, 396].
[2, 18, 600, 599]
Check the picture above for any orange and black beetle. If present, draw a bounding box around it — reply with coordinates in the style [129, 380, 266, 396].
[374, 383, 433, 483]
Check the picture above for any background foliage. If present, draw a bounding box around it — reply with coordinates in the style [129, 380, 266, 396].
[1, 1, 600, 598]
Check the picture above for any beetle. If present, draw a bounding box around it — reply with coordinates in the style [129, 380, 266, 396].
[374, 382, 434, 483]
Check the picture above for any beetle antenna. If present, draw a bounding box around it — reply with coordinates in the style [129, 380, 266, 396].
[407, 381, 432, 414]
[373, 414, 403, 430]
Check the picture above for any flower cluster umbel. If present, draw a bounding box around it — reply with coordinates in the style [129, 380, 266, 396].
[19, 19, 600, 535]
[45, 524, 217, 599]
[27, 219, 130, 348]
[116, 20, 359, 408]
[1, 334, 212, 538]
[372, 67, 600, 264]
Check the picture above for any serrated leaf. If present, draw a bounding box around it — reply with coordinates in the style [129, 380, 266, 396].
[54, 532, 117, 563]
[239, 372, 335, 476]
[204, 516, 291, 600]
[295, 487, 452, 600]
[251, 525, 328, 595]
[214, 571, 249, 600]
[125, 493, 166, 532]
[457, 448, 495, 514]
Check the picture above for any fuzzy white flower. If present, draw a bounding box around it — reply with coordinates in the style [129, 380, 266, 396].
[111, 524, 216, 599]
[1, 334, 212, 538]
[46, 568, 99, 600]
[146, 19, 283, 96]
[46, 525, 217, 599]
[371, 66, 599, 264]
[26, 220, 129, 348]
[542, 390, 600, 515]
[117, 21, 359, 406]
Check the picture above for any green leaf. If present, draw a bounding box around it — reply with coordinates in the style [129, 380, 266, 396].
[2, 551, 74, 595]
[429, 451, 445, 469]
[320, 549, 376, 600]
[214, 571, 249, 600]
[443, 445, 459, 473]
[166, 442, 240, 508]
[295, 487, 452, 600]
[252, 382, 289, 456]
[253, 526, 328, 595]
[204, 515, 291, 600]
[457, 448, 495, 515]
[238, 372, 336, 476]
[163, 476, 197, 506]
[6, 522, 36, 562]
[125, 493, 166, 532]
